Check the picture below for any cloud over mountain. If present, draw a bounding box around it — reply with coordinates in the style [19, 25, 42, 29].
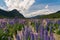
[5, 0, 35, 13]
[0, 0, 58, 18]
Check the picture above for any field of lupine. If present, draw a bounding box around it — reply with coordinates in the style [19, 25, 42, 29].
[0, 18, 60, 40]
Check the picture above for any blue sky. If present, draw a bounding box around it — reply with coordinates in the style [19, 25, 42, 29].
[28, 0, 60, 12]
[0, 0, 7, 9]
[0, 0, 6, 7]
[35, 0, 60, 4]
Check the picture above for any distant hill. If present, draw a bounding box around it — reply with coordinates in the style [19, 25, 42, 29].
[0, 9, 60, 19]
[31, 11, 60, 19]
[0, 9, 25, 18]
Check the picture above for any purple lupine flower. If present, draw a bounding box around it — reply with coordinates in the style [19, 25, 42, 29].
[39, 25, 44, 40]
[14, 17, 19, 23]
[46, 19, 50, 23]
[23, 25, 32, 40]
[24, 26, 30, 40]
[57, 20, 60, 24]
[9, 21, 14, 25]
[46, 26, 49, 31]
[35, 22, 39, 33]
[1, 22, 7, 28]
[44, 28, 48, 40]
[30, 32, 34, 40]
[50, 32, 55, 40]
[47, 36, 50, 40]
[50, 26, 55, 40]
[19, 19, 25, 24]
[22, 28, 25, 36]
[22, 30, 25, 40]
[1, 22, 7, 25]
[50, 26, 52, 33]
[34, 33, 38, 40]
[16, 34, 20, 40]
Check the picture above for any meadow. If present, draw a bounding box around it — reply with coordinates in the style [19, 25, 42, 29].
[0, 18, 60, 40]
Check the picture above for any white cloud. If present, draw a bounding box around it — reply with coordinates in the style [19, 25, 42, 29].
[23, 9, 54, 18]
[23, 5, 55, 18]
[48, 5, 60, 12]
[4, 0, 35, 13]
[45, 5, 48, 9]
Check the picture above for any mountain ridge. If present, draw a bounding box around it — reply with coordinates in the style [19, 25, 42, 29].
[0, 9, 60, 18]
[0, 9, 25, 18]
[31, 11, 60, 19]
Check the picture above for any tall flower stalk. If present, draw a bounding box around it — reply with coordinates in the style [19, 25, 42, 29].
[35, 22, 39, 33]
[40, 25, 44, 40]
[44, 28, 48, 40]
[50, 26, 55, 40]
[16, 34, 20, 40]
[30, 32, 34, 40]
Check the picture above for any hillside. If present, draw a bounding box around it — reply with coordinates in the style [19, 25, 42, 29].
[0, 9, 25, 18]
[0, 9, 60, 18]
[31, 11, 60, 19]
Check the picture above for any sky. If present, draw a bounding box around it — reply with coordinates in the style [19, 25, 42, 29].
[0, 0, 60, 18]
